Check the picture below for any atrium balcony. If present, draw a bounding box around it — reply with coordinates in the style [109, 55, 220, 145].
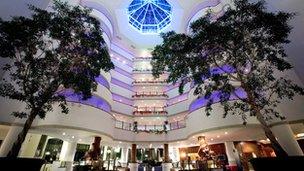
[133, 57, 153, 61]
[132, 69, 169, 74]
[133, 107, 168, 115]
[132, 80, 167, 86]
[132, 92, 168, 99]
[115, 120, 186, 132]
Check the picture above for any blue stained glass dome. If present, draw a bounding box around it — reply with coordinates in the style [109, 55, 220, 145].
[128, 0, 172, 34]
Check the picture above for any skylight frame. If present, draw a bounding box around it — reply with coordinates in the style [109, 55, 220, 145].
[128, 0, 172, 34]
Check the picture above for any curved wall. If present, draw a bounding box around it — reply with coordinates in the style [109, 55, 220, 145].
[35, 103, 115, 138]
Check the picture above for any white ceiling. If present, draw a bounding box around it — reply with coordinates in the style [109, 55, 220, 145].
[1, 0, 303, 83]
[261, 0, 304, 83]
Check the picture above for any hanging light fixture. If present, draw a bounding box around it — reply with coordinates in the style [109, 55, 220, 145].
[198, 136, 210, 154]
[198, 136, 208, 148]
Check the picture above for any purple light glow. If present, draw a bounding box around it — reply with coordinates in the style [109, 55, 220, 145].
[111, 78, 134, 91]
[112, 93, 134, 106]
[112, 66, 133, 78]
[167, 92, 189, 106]
[189, 88, 247, 112]
[95, 75, 110, 89]
[186, 0, 223, 28]
[58, 89, 111, 112]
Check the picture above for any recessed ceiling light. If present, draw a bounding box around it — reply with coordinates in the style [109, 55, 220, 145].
[217, 135, 220, 138]
[79, 139, 82, 141]
[141, 117, 143, 119]
[62, 132, 66, 136]
[225, 132, 228, 135]
[72, 136, 75, 139]
[119, 141, 122, 144]
[211, 138, 214, 141]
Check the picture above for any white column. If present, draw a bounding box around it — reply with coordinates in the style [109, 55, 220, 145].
[0, 125, 23, 157]
[59, 141, 77, 171]
[129, 163, 138, 171]
[224, 142, 238, 166]
[169, 147, 179, 162]
[19, 133, 42, 158]
[271, 123, 304, 156]
[103, 146, 108, 161]
[120, 147, 128, 166]
[162, 163, 172, 171]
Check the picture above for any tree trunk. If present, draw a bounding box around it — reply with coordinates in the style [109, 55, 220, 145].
[243, 85, 288, 157]
[256, 112, 288, 157]
[7, 110, 37, 158]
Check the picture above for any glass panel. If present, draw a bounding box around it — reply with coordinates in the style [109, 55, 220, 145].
[128, 0, 172, 34]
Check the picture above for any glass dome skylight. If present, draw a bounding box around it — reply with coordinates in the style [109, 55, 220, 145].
[128, 0, 172, 34]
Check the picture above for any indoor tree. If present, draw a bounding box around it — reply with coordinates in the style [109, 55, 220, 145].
[151, 0, 304, 157]
[0, 0, 114, 158]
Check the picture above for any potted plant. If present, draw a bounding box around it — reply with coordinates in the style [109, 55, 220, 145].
[0, 0, 114, 170]
[150, 0, 304, 169]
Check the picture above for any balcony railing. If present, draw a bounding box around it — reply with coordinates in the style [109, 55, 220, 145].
[132, 80, 167, 85]
[133, 110, 168, 115]
[133, 57, 153, 61]
[132, 92, 168, 99]
[115, 120, 186, 132]
[132, 69, 168, 74]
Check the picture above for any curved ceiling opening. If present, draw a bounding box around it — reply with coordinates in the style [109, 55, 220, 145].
[128, 0, 172, 34]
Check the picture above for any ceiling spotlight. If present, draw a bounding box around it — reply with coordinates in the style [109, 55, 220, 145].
[62, 132, 66, 136]
[79, 139, 82, 141]
[72, 136, 75, 139]
[217, 135, 220, 138]
[119, 141, 122, 144]
[141, 117, 144, 119]
[225, 132, 228, 135]
[211, 138, 214, 141]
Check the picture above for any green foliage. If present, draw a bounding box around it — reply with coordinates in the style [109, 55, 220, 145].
[151, 0, 304, 123]
[0, 0, 114, 119]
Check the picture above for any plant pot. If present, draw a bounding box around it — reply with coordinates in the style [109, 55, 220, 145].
[0, 157, 45, 171]
[250, 156, 304, 171]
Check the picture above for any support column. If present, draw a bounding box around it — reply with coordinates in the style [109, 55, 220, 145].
[271, 123, 303, 156]
[224, 142, 238, 166]
[59, 141, 77, 171]
[170, 147, 179, 163]
[129, 144, 138, 171]
[120, 147, 128, 167]
[19, 133, 42, 158]
[103, 146, 108, 161]
[164, 144, 169, 162]
[0, 125, 23, 157]
[162, 144, 171, 171]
